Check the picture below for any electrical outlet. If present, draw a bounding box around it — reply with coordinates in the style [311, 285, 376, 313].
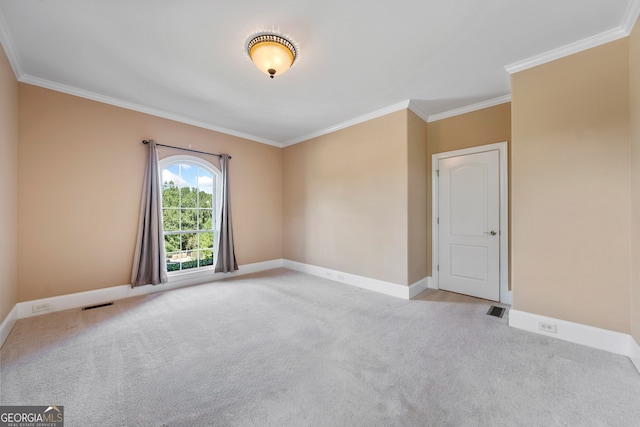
[538, 322, 557, 334]
[32, 303, 49, 313]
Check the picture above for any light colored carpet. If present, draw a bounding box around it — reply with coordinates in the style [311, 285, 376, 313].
[1, 268, 639, 426]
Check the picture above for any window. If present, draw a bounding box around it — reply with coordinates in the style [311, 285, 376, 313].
[159, 155, 221, 272]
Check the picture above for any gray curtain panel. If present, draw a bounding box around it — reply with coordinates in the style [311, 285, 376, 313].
[131, 140, 168, 287]
[215, 154, 238, 273]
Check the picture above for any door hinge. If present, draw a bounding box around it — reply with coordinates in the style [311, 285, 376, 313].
[437, 217, 439, 224]
[437, 265, 439, 271]
[436, 170, 439, 177]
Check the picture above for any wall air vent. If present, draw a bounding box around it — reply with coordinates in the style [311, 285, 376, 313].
[82, 302, 114, 311]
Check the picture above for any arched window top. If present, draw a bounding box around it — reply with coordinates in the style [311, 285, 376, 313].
[159, 154, 220, 180]
[159, 155, 221, 273]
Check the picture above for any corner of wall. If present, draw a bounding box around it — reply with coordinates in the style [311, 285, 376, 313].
[407, 109, 429, 284]
[0, 41, 19, 330]
[629, 16, 640, 346]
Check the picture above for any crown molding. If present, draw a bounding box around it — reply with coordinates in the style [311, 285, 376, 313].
[0, 9, 23, 79]
[2, 1, 280, 147]
[284, 95, 513, 145]
[6, 0, 637, 148]
[21, 69, 414, 149]
[426, 95, 511, 123]
[19, 74, 284, 148]
[506, 0, 640, 75]
[505, 27, 628, 74]
[407, 100, 430, 123]
[283, 100, 411, 147]
[622, 0, 640, 34]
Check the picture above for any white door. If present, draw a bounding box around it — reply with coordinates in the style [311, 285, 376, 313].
[438, 150, 500, 301]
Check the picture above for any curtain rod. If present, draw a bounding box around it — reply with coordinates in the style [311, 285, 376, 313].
[142, 140, 230, 159]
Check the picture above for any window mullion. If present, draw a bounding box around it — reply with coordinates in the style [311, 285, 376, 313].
[161, 158, 219, 273]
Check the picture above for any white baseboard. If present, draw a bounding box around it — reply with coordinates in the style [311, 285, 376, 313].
[2, 258, 422, 349]
[282, 259, 429, 300]
[0, 259, 284, 349]
[509, 309, 640, 374]
[409, 276, 430, 299]
[630, 337, 640, 374]
[0, 304, 18, 350]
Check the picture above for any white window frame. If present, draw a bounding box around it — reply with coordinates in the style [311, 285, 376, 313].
[158, 154, 222, 276]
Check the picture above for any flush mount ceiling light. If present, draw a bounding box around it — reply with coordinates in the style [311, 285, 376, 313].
[247, 33, 297, 79]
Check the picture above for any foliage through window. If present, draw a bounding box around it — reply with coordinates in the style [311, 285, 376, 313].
[160, 156, 219, 272]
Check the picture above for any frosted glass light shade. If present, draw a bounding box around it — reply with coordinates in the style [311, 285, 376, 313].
[247, 34, 297, 78]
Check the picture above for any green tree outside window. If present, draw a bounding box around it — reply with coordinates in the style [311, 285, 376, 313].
[161, 161, 217, 271]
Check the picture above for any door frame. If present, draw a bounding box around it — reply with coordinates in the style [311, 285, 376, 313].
[431, 141, 510, 304]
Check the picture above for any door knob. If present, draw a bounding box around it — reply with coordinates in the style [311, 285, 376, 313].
[485, 230, 497, 236]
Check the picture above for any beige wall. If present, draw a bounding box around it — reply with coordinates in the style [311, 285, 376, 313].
[630, 19, 640, 343]
[511, 39, 631, 333]
[407, 110, 429, 284]
[426, 103, 511, 275]
[0, 44, 18, 323]
[427, 103, 512, 155]
[7, 22, 638, 344]
[283, 110, 411, 285]
[17, 85, 282, 302]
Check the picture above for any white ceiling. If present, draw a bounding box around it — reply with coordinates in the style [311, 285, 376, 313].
[0, 0, 638, 147]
